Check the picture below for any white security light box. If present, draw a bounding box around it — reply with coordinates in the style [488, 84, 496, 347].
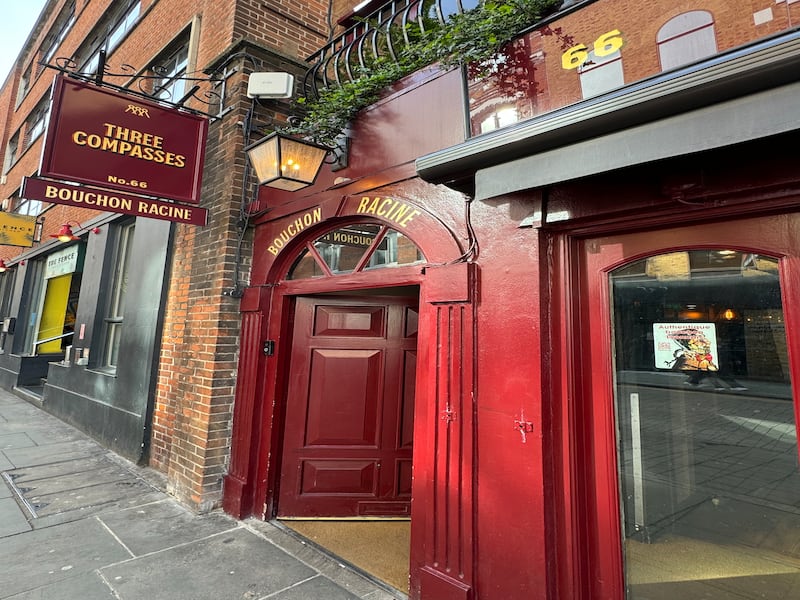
[247, 72, 295, 99]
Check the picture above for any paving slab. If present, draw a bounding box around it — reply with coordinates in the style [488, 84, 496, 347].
[272, 575, 362, 599]
[12, 463, 134, 497]
[5, 572, 117, 600]
[5, 454, 114, 485]
[0, 496, 30, 536]
[2, 439, 102, 469]
[24, 426, 85, 446]
[0, 476, 11, 499]
[244, 520, 396, 598]
[0, 517, 131, 596]
[0, 405, 49, 424]
[98, 498, 238, 555]
[26, 479, 164, 523]
[101, 527, 318, 600]
[29, 489, 168, 529]
[0, 432, 36, 450]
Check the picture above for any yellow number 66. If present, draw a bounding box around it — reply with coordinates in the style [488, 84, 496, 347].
[561, 29, 624, 70]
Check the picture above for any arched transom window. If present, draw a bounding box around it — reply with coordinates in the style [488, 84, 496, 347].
[287, 223, 425, 280]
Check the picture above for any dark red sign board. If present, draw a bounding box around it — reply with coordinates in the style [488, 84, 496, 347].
[22, 177, 208, 226]
[40, 75, 208, 204]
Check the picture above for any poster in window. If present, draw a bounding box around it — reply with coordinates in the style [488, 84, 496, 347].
[653, 322, 718, 371]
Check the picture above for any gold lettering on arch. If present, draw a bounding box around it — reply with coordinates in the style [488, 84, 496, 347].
[355, 196, 421, 228]
[267, 207, 322, 256]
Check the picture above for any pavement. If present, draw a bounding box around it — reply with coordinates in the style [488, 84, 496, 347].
[0, 388, 404, 600]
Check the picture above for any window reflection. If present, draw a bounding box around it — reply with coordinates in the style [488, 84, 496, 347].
[287, 224, 424, 280]
[610, 250, 800, 598]
[466, 3, 788, 137]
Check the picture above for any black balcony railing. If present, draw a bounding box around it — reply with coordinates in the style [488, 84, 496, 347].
[302, 0, 480, 99]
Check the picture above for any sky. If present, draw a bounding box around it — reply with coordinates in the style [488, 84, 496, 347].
[0, 1, 49, 85]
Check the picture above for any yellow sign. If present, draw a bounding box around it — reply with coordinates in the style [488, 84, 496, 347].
[0, 212, 37, 247]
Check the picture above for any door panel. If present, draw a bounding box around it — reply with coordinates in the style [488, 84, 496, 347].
[279, 295, 417, 517]
[579, 214, 800, 599]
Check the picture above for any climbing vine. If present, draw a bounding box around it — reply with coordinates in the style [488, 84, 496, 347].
[285, 0, 561, 146]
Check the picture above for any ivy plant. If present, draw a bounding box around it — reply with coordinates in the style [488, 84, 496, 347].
[285, 0, 561, 146]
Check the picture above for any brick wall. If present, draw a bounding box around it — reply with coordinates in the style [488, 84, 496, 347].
[233, 0, 330, 59]
[0, 0, 327, 512]
[144, 3, 327, 510]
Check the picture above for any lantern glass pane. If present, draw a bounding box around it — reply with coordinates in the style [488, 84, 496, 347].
[247, 137, 279, 184]
[278, 137, 328, 185]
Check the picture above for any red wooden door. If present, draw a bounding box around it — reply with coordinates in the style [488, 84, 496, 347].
[576, 214, 800, 599]
[278, 295, 417, 517]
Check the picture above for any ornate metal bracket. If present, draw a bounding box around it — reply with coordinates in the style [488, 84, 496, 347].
[41, 50, 240, 121]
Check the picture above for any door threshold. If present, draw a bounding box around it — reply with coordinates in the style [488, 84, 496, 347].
[273, 518, 410, 598]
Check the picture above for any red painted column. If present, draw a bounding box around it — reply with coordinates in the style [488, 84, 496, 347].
[411, 263, 475, 600]
[223, 286, 265, 518]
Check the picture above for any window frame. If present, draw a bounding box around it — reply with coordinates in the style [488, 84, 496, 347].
[100, 220, 136, 371]
[41, 1, 77, 69]
[150, 34, 190, 102]
[75, 0, 141, 75]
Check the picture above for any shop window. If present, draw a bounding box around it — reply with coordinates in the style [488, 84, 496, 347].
[0, 269, 16, 319]
[610, 249, 800, 597]
[23, 246, 84, 356]
[17, 253, 81, 357]
[102, 222, 135, 370]
[20, 258, 46, 355]
[287, 224, 425, 280]
[36, 273, 80, 354]
[657, 11, 717, 72]
[150, 34, 190, 102]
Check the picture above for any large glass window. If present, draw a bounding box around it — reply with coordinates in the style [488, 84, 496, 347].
[610, 250, 800, 598]
[102, 222, 135, 369]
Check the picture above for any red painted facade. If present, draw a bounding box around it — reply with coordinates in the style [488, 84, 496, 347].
[223, 2, 800, 598]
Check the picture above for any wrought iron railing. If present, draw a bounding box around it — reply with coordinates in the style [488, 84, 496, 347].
[302, 0, 478, 99]
[42, 49, 244, 120]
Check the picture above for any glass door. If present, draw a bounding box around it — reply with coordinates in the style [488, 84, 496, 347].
[611, 250, 800, 599]
[577, 215, 800, 600]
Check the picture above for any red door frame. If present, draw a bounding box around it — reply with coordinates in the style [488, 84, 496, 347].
[553, 211, 800, 599]
[224, 195, 477, 599]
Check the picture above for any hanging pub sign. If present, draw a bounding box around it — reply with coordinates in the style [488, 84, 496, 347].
[39, 75, 208, 205]
[21, 177, 208, 226]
